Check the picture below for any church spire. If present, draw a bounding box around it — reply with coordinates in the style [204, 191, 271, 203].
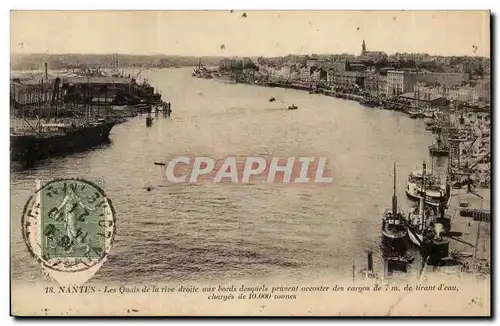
[361, 40, 366, 55]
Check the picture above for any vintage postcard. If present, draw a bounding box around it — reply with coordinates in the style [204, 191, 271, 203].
[10, 10, 491, 316]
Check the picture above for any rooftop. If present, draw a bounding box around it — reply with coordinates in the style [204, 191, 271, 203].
[11, 74, 57, 85]
[62, 76, 134, 85]
[341, 71, 365, 77]
[399, 92, 445, 102]
[364, 51, 387, 56]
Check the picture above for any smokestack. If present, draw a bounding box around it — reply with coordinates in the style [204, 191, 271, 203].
[392, 162, 398, 216]
[44, 63, 48, 80]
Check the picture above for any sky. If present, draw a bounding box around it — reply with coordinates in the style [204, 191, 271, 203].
[10, 10, 491, 57]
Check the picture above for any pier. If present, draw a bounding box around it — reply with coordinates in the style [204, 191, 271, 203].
[10, 62, 169, 167]
[447, 188, 490, 266]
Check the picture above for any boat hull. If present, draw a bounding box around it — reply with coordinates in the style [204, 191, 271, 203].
[380, 211, 409, 257]
[407, 227, 423, 247]
[405, 187, 443, 207]
[408, 112, 425, 119]
[429, 147, 450, 157]
[11, 121, 114, 168]
[381, 229, 408, 257]
[406, 226, 450, 263]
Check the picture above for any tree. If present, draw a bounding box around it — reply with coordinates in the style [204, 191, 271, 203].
[243, 60, 258, 70]
[230, 60, 244, 71]
[474, 65, 484, 78]
[404, 60, 416, 69]
[362, 60, 375, 68]
[374, 58, 389, 71]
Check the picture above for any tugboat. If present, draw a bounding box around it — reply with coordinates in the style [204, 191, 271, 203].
[406, 166, 447, 207]
[405, 162, 450, 264]
[287, 104, 298, 111]
[381, 163, 409, 257]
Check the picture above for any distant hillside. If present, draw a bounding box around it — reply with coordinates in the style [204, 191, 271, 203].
[10, 53, 228, 70]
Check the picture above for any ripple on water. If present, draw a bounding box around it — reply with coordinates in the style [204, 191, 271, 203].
[11, 68, 441, 283]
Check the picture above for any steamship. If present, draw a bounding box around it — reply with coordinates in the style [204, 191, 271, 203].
[381, 163, 408, 257]
[405, 162, 450, 264]
[10, 76, 115, 168]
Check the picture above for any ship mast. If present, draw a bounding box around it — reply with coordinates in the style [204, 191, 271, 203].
[37, 80, 41, 135]
[86, 75, 90, 124]
[421, 161, 427, 232]
[392, 162, 397, 216]
[45, 77, 60, 123]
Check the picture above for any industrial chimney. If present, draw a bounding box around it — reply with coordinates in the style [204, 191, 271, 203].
[44, 63, 48, 80]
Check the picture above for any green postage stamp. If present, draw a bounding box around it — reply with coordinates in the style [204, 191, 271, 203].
[22, 178, 116, 273]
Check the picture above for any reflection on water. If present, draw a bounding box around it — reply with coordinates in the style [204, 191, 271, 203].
[11, 68, 443, 283]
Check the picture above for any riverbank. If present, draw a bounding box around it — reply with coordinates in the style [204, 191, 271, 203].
[202, 74, 490, 117]
[199, 71, 491, 278]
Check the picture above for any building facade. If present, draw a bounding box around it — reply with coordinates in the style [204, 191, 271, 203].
[448, 86, 479, 104]
[11, 80, 55, 105]
[330, 61, 348, 74]
[364, 73, 387, 96]
[348, 62, 367, 72]
[327, 71, 366, 88]
[474, 78, 491, 104]
[399, 92, 448, 109]
[413, 83, 447, 100]
[417, 72, 469, 88]
[386, 70, 418, 96]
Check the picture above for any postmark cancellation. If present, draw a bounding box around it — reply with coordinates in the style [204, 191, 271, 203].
[22, 178, 116, 274]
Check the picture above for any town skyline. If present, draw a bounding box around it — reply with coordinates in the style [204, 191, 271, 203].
[9, 49, 492, 58]
[11, 11, 491, 57]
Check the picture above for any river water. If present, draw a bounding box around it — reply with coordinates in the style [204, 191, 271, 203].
[10, 68, 447, 284]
